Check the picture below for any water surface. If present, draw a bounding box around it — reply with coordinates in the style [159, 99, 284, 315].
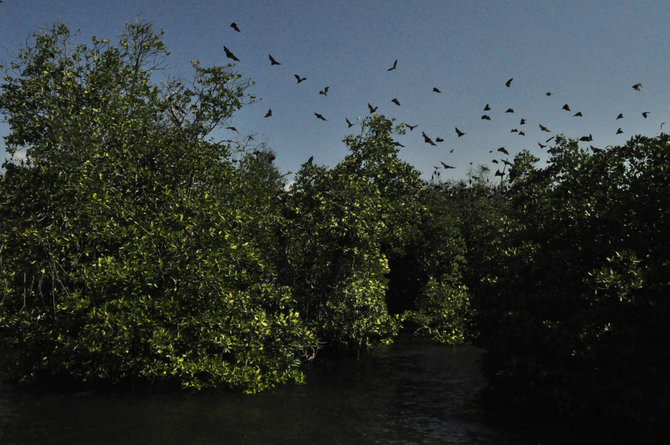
[0, 338, 536, 444]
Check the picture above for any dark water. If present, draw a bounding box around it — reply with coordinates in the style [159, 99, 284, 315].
[0, 339, 539, 444]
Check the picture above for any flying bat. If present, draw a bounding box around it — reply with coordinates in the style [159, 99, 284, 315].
[455, 127, 465, 137]
[314, 112, 327, 121]
[294, 74, 307, 83]
[230, 23, 240, 32]
[422, 131, 436, 146]
[269, 54, 281, 65]
[224, 46, 239, 62]
[387, 59, 398, 71]
[505, 78, 513, 87]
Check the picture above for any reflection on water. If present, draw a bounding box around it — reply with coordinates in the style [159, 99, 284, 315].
[0, 338, 533, 444]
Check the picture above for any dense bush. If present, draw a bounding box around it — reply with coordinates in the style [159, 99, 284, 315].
[0, 22, 316, 392]
[474, 135, 670, 429]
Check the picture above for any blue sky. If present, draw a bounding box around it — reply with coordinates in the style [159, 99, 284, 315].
[1, 0, 669, 180]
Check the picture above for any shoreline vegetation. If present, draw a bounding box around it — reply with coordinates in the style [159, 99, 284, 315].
[1, 21, 668, 436]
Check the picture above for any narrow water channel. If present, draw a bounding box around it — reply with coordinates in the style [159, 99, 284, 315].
[0, 338, 540, 444]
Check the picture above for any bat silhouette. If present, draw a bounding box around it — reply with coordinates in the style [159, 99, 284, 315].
[422, 132, 436, 146]
[224, 46, 239, 61]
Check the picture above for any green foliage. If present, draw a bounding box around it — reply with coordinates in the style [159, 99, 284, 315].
[475, 135, 670, 429]
[282, 117, 403, 351]
[404, 277, 471, 344]
[0, 22, 315, 392]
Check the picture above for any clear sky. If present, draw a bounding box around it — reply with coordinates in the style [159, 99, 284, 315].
[1, 0, 669, 180]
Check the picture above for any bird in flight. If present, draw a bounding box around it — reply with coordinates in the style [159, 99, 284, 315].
[505, 78, 513, 87]
[368, 103, 378, 114]
[573, 112, 583, 117]
[562, 104, 571, 111]
[269, 54, 281, 65]
[387, 59, 398, 71]
[484, 104, 491, 111]
[511, 128, 519, 133]
[404, 123, 418, 131]
[616, 128, 623, 134]
[230, 23, 240, 32]
[539, 124, 551, 132]
[433, 87, 441, 93]
[505, 108, 514, 113]
[224, 46, 240, 62]
[391, 98, 401, 106]
[422, 131, 437, 146]
[642, 111, 650, 118]
[455, 127, 465, 137]
[264, 109, 272, 118]
[314, 112, 327, 121]
[616, 113, 623, 119]
[520, 118, 526, 125]
[346, 118, 354, 127]
[632, 83, 643, 91]
[294, 74, 307, 83]
[440, 162, 455, 169]
[481, 114, 491, 120]
[435, 137, 444, 143]
[497, 146, 509, 155]
[319, 86, 329, 96]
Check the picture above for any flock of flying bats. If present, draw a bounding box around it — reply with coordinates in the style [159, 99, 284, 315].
[222, 22, 657, 179]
